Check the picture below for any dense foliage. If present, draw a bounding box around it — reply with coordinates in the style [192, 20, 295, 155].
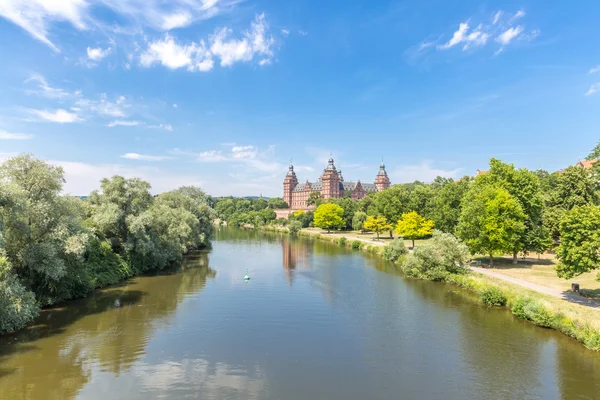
[0, 155, 214, 333]
[313, 203, 344, 232]
[213, 196, 279, 227]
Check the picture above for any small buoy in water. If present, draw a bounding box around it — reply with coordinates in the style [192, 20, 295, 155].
[243, 268, 250, 281]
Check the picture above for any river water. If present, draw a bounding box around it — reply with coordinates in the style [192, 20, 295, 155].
[1, 228, 599, 400]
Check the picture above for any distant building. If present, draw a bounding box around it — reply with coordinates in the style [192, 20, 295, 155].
[282, 156, 390, 211]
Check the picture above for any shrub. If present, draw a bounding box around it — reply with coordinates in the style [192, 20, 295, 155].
[0, 251, 39, 333]
[398, 231, 470, 280]
[511, 296, 554, 328]
[382, 239, 407, 262]
[351, 240, 362, 250]
[338, 237, 347, 246]
[479, 286, 507, 306]
[288, 220, 302, 236]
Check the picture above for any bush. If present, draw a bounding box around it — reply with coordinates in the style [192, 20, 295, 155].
[479, 286, 507, 306]
[511, 296, 554, 328]
[352, 240, 362, 250]
[338, 237, 347, 246]
[0, 251, 39, 333]
[383, 239, 407, 262]
[288, 220, 302, 236]
[398, 231, 470, 280]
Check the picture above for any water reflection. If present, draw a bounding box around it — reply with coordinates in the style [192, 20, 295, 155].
[0, 252, 215, 400]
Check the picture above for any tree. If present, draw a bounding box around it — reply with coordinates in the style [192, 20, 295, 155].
[370, 185, 412, 237]
[587, 139, 600, 160]
[0, 155, 89, 304]
[313, 203, 344, 232]
[329, 197, 357, 230]
[395, 211, 435, 248]
[363, 215, 392, 239]
[555, 205, 600, 279]
[457, 186, 525, 266]
[306, 191, 324, 207]
[429, 179, 470, 233]
[475, 158, 546, 263]
[407, 184, 436, 219]
[352, 211, 367, 231]
[288, 220, 302, 235]
[268, 197, 288, 209]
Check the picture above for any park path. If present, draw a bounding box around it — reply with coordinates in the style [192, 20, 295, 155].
[471, 267, 600, 309]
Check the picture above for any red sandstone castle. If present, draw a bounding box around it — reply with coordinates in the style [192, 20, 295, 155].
[283, 156, 391, 209]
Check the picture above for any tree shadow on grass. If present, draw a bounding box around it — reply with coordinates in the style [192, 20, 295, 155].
[474, 256, 556, 269]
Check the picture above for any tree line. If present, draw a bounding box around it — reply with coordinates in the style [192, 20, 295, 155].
[297, 153, 600, 278]
[0, 155, 214, 334]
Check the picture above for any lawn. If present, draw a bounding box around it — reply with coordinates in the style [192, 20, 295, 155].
[303, 228, 430, 248]
[475, 253, 600, 299]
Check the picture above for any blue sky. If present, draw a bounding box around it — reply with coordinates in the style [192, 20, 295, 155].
[0, 0, 599, 196]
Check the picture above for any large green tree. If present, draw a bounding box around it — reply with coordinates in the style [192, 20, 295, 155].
[0, 155, 89, 304]
[475, 158, 546, 262]
[429, 178, 471, 233]
[457, 186, 525, 266]
[363, 215, 392, 239]
[555, 204, 600, 279]
[313, 203, 344, 232]
[370, 185, 412, 237]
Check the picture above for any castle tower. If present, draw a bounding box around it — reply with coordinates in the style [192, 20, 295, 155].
[283, 163, 298, 207]
[321, 156, 341, 200]
[374, 160, 391, 191]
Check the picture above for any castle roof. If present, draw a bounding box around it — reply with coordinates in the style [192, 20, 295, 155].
[293, 180, 377, 192]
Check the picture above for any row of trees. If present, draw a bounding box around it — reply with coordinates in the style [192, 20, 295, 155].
[0, 155, 214, 333]
[213, 196, 284, 227]
[301, 150, 600, 277]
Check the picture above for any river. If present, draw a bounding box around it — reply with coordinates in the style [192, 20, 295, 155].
[0, 228, 599, 400]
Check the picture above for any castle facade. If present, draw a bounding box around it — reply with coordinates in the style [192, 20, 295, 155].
[283, 157, 391, 210]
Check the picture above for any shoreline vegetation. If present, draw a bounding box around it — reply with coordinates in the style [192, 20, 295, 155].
[250, 224, 600, 351]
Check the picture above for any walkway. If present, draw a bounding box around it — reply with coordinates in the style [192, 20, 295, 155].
[471, 267, 600, 309]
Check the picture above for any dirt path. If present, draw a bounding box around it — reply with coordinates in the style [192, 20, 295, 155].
[471, 267, 600, 309]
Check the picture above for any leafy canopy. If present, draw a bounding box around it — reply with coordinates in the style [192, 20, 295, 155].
[395, 211, 435, 243]
[313, 203, 345, 231]
[363, 215, 392, 238]
[556, 204, 600, 279]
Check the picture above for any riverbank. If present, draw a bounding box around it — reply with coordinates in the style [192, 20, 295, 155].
[258, 224, 600, 351]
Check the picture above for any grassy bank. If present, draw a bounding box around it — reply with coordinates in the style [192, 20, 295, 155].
[260, 224, 600, 351]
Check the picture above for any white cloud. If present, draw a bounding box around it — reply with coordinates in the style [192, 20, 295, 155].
[513, 10, 526, 20]
[495, 25, 524, 45]
[25, 73, 70, 98]
[298, 30, 308, 36]
[87, 46, 111, 61]
[121, 153, 171, 161]
[27, 108, 83, 123]
[429, 10, 536, 56]
[589, 65, 600, 74]
[198, 150, 227, 161]
[391, 161, 462, 183]
[0, 0, 239, 52]
[493, 11, 503, 24]
[161, 11, 192, 30]
[438, 22, 470, 49]
[281, 29, 289, 35]
[0, 130, 33, 140]
[585, 83, 600, 96]
[173, 103, 178, 108]
[107, 120, 139, 127]
[140, 13, 277, 71]
[76, 93, 129, 117]
[148, 123, 173, 131]
[0, 0, 87, 52]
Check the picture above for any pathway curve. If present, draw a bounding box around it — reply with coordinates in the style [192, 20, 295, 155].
[471, 267, 600, 309]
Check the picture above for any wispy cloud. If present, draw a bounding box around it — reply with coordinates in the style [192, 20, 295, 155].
[590, 65, 600, 74]
[25, 73, 70, 98]
[85, 46, 112, 66]
[107, 120, 139, 127]
[585, 83, 600, 96]
[0, 0, 240, 52]
[149, 123, 173, 131]
[417, 9, 538, 58]
[0, 130, 33, 140]
[140, 13, 277, 71]
[26, 108, 83, 123]
[121, 153, 171, 161]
